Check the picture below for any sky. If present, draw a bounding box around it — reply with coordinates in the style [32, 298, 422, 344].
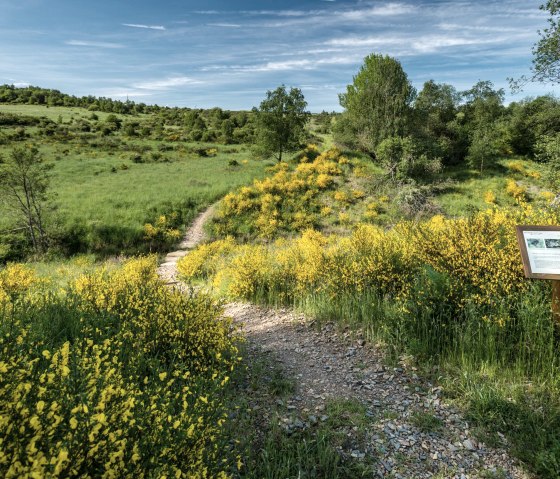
[0, 0, 556, 111]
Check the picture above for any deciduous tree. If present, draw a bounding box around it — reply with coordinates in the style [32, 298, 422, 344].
[335, 54, 415, 157]
[0, 146, 51, 252]
[511, 1, 560, 90]
[255, 85, 309, 162]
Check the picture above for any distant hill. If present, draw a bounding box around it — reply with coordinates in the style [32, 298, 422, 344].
[0, 84, 169, 115]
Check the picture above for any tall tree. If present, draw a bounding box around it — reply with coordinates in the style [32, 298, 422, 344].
[0, 147, 51, 253]
[255, 85, 309, 162]
[414, 80, 462, 163]
[511, 1, 560, 90]
[461, 81, 505, 172]
[335, 53, 416, 157]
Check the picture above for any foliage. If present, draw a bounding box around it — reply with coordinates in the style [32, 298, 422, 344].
[183, 204, 560, 476]
[376, 136, 441, 181]
[143, 213, 182, 251]
[0, 146, 51, 253]
[413, 80, 462, 164]
[254, 85, 310, 162]
[336, 54, 415, 156]
[511, 1, 560, 88]
[184, 204, 560, 317]
[535, 133, 560, 192]
[507, 96, 560, 156]
[0, 104, 268, 260]
[0, 257, 240, 478]
[466, 127, 502, 172]
[211, 147, 349, 239]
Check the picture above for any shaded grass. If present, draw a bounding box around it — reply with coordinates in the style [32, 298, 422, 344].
[434, 158, 548, 216]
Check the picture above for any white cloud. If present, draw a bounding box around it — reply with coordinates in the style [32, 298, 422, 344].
[122, 23, 166, 31]
[326, 32, 518, 54]
[437, 23, 520, 33]
[98, 90, 154, 98]
[133, 76, 200, 90]
[339, 3, 417, 20]
[66, 40, 124, 48]
[202, 56, 358, 73]
[206, 23, 241, 28]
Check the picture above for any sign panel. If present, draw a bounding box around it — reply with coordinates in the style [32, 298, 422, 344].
[516, 225, 560, 280]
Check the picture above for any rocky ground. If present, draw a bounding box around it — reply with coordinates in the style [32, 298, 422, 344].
[159, 206, 531, 479]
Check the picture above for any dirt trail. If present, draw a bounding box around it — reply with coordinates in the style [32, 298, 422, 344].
[158, 206, 530, 479]
[157, 205, 216, 284]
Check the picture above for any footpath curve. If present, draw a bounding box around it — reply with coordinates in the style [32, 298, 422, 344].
[158, 206, 531, 479]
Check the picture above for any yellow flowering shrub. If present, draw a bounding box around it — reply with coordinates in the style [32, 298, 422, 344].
[194, 205, 560, 323]
[483, 190, 496, 204]
[194, 223, 421, 303]
[0, 257, 239, 478]
[211, 147, 350, 239]
[506, 160, 526, 174]
[0, 263, 37, 299]
[333, 190, 351, 204]
[540, 190, 556, 202]
[338, 211, 351, 224]
[505, 179, 527, 201]
[177, 237, 236, 280]
[143, 213, 181, 251]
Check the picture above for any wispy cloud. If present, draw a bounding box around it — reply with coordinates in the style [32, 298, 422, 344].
[326, 32, 523, 54]
[122, 23, 166, 31]
[65, 40, 124, 48]
[133, 76, 200, 90]
[206, 23, 241, 28]
[202, 56, 358, 73]
[97, 89, 153, 98]
[338, 3, 417, 20]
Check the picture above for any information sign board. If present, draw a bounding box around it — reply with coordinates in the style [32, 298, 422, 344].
[516, 225, 560, 280]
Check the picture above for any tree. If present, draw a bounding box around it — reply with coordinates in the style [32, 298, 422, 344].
[461, 81, 505, 172]
[511, 1, 560, 90]
[535, 133, 560, 201]
[0, 147, 51, 252]
[413, 80, 461, 164]
[255, 85, 309, 162]
[335, 53, 415, 157]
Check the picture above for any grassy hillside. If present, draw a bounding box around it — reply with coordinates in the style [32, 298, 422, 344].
[0, 105, 267, 258]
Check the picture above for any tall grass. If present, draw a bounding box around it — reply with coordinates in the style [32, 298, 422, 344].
[179, 207, 560, 477]
[288, 279, 560, 477]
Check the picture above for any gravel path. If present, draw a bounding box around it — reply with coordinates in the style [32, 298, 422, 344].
[157, 204, 216, 284]
[158, 206, 531, 479]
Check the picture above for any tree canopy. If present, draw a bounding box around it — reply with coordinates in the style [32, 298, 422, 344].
[335, 53, 415, 157]
[255, 85, 309, 162]
[511, 1, 560, 90]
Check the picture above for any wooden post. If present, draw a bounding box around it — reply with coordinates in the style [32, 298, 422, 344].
[553, 280, 560, 324]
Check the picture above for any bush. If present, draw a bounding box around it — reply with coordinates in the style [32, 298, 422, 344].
[376, 136, 441, 181]
[211, 147, 347, 239]
[0, 258, 240, 478]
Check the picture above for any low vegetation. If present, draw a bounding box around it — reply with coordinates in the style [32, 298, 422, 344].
[0, 257, 240, 477]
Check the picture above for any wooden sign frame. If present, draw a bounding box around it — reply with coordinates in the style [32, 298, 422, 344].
[516, 225, 560, 280]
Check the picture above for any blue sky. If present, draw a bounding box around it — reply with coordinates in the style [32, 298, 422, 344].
[0, 0, 555, 111]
